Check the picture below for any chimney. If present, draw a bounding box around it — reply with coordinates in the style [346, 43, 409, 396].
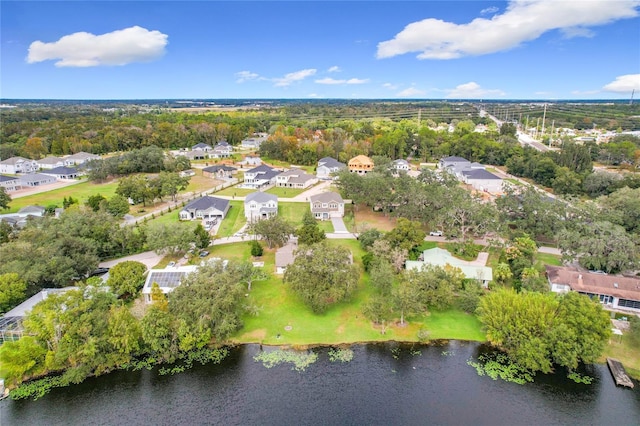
[578, 274, 583, 286]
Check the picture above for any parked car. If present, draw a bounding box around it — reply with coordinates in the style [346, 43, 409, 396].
[167, 261, 176, 267]
[199, 250, 209, 258]
[429, 230, 443, 237]
[88, 267, 110, 277]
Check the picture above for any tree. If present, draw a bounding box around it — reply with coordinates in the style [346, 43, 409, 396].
[140, 304, 177, 362]
[284, 242, 359, 313]
[116, 175, 152, 206]
[296, 210, 326, 246]
[107, 304, 142, 363]
[145, 222, 196, 255]
[358, 228, 383, 250]
[384, 218, 426, 252]
[0, 336, 47, 387]
[193, 224, 211, 250]
[107, 261, 147, 300]
[250, 240, 263, 257]
[392, 275, 424, 326]
[0, 187, 11, 210]
[249, 215, 294, 249]
[369, 259, 395, 296]
[86, 194, 107, 212]
[0, 273, 27, 314]
[105, 195, 130, 218]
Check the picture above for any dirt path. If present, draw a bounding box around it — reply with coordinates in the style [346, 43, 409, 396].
[9, 179, 83, 198]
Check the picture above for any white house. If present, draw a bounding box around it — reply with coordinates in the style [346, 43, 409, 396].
[406, 247, 493, 287]
[461, 169, 503, 193]
[438, 156, 470, 170]
[392, 159, 410, 173]
[179, 196, 230, 221]
[244, 192, 278, 222]
[275, 168, 317, 189]
[211, 141, 233, 158]
[241, 134, 268, 149]
[36, 156, 65, 170]
[316, 157, 346, 180]
[63, 152, 100, 166]
[141, 265, 198, 303]
[0, 175, 21, 192]
[243, 164, 280, 189]
[239, 155, 263, 167]
[41, 166, 79, 180]
[310, 192, 344, 220]
[546, 265, 640, 314]
[0, 157, 38, 174]
[18, 173, 56, 187]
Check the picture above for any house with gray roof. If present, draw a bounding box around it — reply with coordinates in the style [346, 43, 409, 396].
[243, 164, 280, 189]
[141, 265, 198, 303]
[203, 164, 237, 179]
[275, 240, 298, 274]
[0, 175, 21, 192]
[211, 141, 233, 158]
[461, 169, 503, 193]
[63, 152, 100, 166]
[275, 168, 317, 189]
[316, 157, 346, 179]
[179, 196, 230, 221]
[241, 133, 268, 149]
[392, 159, 411, 173]
[0, 157, 38, 174]
[244, 192, 278, 221]
[310, 192, 344, 220]
[36, 156, 65, 170]
[438, 156, 470, 170]
[41, 166, 79, 180]
[19, 173, 56, 187]
[239, 155, 263, 167]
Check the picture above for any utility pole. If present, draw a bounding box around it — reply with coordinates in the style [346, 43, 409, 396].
[418, 108, 421, 126]
[535, 117, 540, 139]
[549, 120, 555, 148]
[631, 89, 635, 105]
[540, 103, 547, 142]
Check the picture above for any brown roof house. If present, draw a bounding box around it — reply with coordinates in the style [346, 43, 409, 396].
[348, 155, 374, 175]
[546, 265, 640, 313]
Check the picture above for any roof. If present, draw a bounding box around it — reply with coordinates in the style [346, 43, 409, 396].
[441, 156, 469, 163]
[18, 205, 46, 214]
[37, 156, 64, 164]
[19, 173, 56, 183]
[245, 191, 277, 204]
[0, 156, 33, 165]
[318, 157, 346, 169]
[203, 165, 236, 173]
[546, 265, 640, 301]
[0, 175, 19, 183]
[182, 196, 229, 212]
[43, 166, 78, 175]
[310, 192, 344, 204]
[214, 141, 231, 147]
[192, 143, 212, 149]
[278, 169, 316, 183]
[348, 155, 374, 166]
[246, 164, 280, 180]
[393, 159, 409, 165]
[142, 266, 198, 292]
[65, 152, 99, 160]
[406, 247, 493, 282]
[275, 242, 297, 268]
[462, 169, 501, 180]
[3, 287, 77, 317]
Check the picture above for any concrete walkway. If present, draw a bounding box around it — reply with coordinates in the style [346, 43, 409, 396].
[331, 216, 349, 233]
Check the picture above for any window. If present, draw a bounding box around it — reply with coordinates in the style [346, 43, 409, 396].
[618, 299, 640, 310]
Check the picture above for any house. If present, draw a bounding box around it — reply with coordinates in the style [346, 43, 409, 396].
[190, 143, 213, 160]
[179, 196, 230, 221]
[141, 265, 198, 303]
[211, 141, 233, 158]
[239, 155, 263, 167]
[63, 152, 100, 166]
[241, 134, 268, 149]
[310, 192, 344, 220]
[192, 143, 212, 152]
[348, 155, 374, 175]
[316, 157, 346, 180]
[18, 173, 57, 187]
[0, 175, 21, 192]
[41, 166, 79, 180]
[17, 205, 46, 217]
[0, 205, 46, 228]
[546, 265, 640, 313]
[202, 165, 236, 179]
[244, 192, 278, 221]
[405, 247, 493, 287]
[36, 156, 65, 170]
[275, 240, 298, 274]
[275, 168, 318, 189]
[0, 157, 38, 174]
[243, 164, 280, 189]
[439, 156, 470, 170]
[392, 159, 410, 173]
[461, 169, 503, 193]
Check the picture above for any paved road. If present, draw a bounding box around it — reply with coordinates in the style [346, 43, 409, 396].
[99, 250, 164, 270]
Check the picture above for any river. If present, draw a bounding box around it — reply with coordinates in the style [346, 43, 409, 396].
[1, 341, 639, 425]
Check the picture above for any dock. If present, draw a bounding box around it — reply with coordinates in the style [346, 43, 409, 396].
[606, 358, 635, 389]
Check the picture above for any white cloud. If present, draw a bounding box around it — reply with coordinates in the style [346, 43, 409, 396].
[383, 83, 399, 90]
[315, 77, 369, 85]
[377, 0, 639, 60]
[235, 71, 260, 83]
[307, 93, 320, 98]
[571, 89, 600, 95]
[397, 87, 425, 97]
[602, 74, 640, 93]
[328, 66, 340, 73]
[445, 82, 505, 98]
[27, 26, 168, 67]
[480, 6, 499, 15]
[273, 69, 317, 87]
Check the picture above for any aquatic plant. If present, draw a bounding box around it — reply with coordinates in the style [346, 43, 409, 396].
[467, 353, 534, 385]
[328, 348, 354, 363]
[254, 349, 318, 372]
[567, 372, 594, 384]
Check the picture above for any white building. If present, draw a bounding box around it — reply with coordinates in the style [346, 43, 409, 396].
[36, 156, 65, 170]
[309, 192, 344, 220]
[141, 265, 198, 303]
[275, 168, 317, 189]
[243, 164, 280, 189]
[63, 152, 100, 166]
[406, 247, 493, 287]
[179, 196, 230, 221]
[0, 157, 38, 174]
[316, 157, 346, 180]
[244, 192, 278, 221]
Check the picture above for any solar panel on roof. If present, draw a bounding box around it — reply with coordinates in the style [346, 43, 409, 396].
[148, 271, 188, 288]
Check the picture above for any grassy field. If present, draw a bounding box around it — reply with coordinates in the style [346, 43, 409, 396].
[278, 202, 310, 225]
[600, 335, 640, 380]
[214, 186, 255, 197]
[218, 239, 486, 346]
[6, 179, 120, 212]
[265, 186, 311, 198]
[217, 201, 246, 237]
[535, 252, 563, 267]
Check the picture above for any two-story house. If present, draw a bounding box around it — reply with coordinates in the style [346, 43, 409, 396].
[348, 155, 374, 175]
[36, 156, 65, 170]
[309, 192, 345, 220]
[244, 192, 278, 222]
[275, 168, 317, 189]
[243, 164, 280, 189]
[316, 157, 346, 180]
[211, 141, 233, 159]
[0, 157, 38, 174]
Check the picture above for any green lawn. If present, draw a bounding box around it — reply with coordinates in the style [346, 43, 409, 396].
[6, 179, 120, 213]
[265, 186, 310, 198]
[317, 220, 334, 233]
[535, 252, 563, 267]
[217, 201, 246, 237]
[215, 186, 255, 197]
[278, 202, 310, 225]
[228, 239, 486, 346]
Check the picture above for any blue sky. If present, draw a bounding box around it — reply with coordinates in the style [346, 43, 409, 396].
[2, 1, 639, 99]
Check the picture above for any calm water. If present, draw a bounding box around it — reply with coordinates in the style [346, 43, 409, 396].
[1, 341, 639, 426]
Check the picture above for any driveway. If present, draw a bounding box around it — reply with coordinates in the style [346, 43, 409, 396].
[331, 216, 349, 233]
[99, 250, 163, 270]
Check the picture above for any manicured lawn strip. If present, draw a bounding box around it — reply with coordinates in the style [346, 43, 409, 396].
[6, 180, 119, 213]
[214, 186, 255, 197]
[535, 252, 562, 267]
[217, 201, 246, 237]
[601, 336, 640, 380]
[317, 220, 334, 233]
[278, 202, 310, 226]
[145, 209, 181, 226]
[342, 205, 356, 232]
[505, 178, 524, 186]
[185, 174, 220, 193]
[265, 186, 309, 198]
